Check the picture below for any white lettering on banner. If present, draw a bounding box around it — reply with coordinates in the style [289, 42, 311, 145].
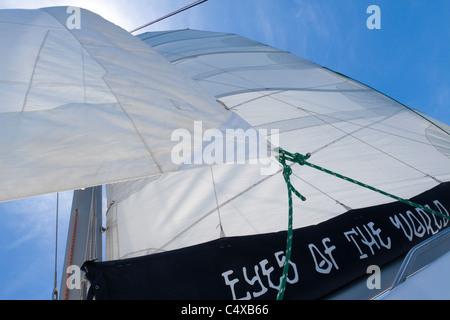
[344, 222, 391, 259]
[389, 200, 449, 241]
[242, 265, 268, 298]
[221, 251, 299, 300]
[308, 237, 338, 274]
[220, 197, 449, 299]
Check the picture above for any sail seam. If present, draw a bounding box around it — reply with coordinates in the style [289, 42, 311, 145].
[322, 67, 450, 137]
[44, 9, 164, 173]
[261, 86, 442, 183]
[146, 33, 229, 48]
[81, 47, 86, 104]
[193, 76, 444, 152]
[222, 85, 442, 153]
[101, 79, 163, 172]
[138, 29, 189, 42]
[21, 30, 50, 112]
[157, 167, 283, 251]
[171, 50, 285, 63]
[310, 109, 402, 154]
[202, 75, 443, 182]
[212, 84, 351, 99]
[291, 172, 353, 211]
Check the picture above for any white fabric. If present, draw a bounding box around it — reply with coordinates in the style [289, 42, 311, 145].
[105, 29, 450, 260]
[0, 8, 248, 202]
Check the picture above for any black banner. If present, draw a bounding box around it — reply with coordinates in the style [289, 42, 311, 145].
[83, 182, 450, 300]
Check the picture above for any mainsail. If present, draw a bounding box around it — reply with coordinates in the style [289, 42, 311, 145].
[0, 7, 449, 299]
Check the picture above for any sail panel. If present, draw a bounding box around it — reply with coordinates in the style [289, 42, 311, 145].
[137, 30, 281, 63]
[0, 8, 250, 202]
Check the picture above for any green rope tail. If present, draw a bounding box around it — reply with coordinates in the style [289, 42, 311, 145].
[275, 147, 449, 300]
[276, 150, 306, 300]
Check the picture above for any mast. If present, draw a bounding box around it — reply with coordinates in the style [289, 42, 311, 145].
[59, 186, 102, 300]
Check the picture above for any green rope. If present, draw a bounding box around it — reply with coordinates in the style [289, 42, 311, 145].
[276, 151, 306, 300]
[277, 148, 449, 220]
[275, 147, 449, 300]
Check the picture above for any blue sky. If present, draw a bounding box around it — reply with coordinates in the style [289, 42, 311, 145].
[0, 0, 448, 300]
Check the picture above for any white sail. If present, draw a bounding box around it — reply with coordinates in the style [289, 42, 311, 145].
[105, 29, 450, 260]
[0, 8, 249, 203]
[2, 7, 449, 300]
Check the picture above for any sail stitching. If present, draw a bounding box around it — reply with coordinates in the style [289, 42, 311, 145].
[229, 84, 441, 182]
[200, 78, 443, 150]
[171, 50, 284, 63]
[291, 171, 353, 211]
[81, 47, 87, 104]
[322, 67, 450, 137]
[277, 147, 450, 220]
[22, 30, 50, 112]
[138, 29, 189, 42]
[45, 10, 164, 173]
[156, 167, 283, 252]
[147, 33, 227, 48]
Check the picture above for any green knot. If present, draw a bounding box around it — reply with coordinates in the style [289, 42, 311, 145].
[276, 147, 311, 166]
[292, 152, 311, 165]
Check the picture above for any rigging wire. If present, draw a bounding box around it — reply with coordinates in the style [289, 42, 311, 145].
[129, 0, 208, 34]
[52, 193, 59, 300]
[210, 166, 225, 238]
[85, 188, 98, 262]
[65, 209, 79, 300]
